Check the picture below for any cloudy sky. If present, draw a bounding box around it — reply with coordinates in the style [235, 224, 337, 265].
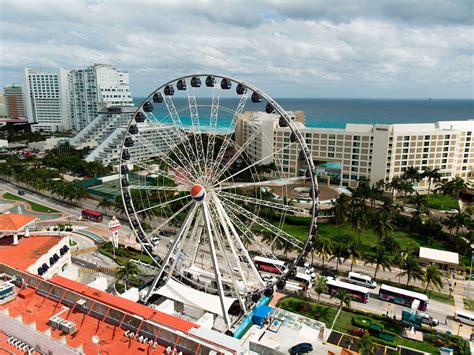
[0, 0, 473, 98]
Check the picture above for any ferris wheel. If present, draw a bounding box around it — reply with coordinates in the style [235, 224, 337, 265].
[119, 74, 319, 330]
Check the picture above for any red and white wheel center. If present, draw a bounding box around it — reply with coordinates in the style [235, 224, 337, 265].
[190, 184, 206, 202]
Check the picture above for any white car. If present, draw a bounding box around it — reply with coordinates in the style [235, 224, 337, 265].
[446, 209, 459, 214]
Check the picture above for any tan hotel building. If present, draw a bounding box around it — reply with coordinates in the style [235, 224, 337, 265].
[235, 112, 473, 188]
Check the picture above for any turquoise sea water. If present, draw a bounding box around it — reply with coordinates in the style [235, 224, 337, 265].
[133, 98, 473, 129]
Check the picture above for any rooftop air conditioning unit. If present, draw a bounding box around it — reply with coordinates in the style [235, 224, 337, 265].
[48, 316, 64, 329]
[60, 320, 77, 334]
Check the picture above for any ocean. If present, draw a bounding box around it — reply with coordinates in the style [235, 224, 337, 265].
[133, 97, 473, 129]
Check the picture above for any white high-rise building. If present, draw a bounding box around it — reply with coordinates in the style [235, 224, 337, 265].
[24, 68, 70, 132]
[69, 64, 132, 131]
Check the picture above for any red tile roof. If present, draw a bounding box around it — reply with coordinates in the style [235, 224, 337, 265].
[0, 235, 62, 271]
[51, 275, 197, 333]
[0, 213, 37, 232]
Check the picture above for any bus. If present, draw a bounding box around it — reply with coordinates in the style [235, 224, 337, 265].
[378, 284, 428, 311]
[293, 272, 313, 287]
[81, 209, 103, 222]
[326, 277, 370, 303]
[253, 256, 288, 274]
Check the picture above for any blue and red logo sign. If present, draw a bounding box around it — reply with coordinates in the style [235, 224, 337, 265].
[191, 184, 206, 202]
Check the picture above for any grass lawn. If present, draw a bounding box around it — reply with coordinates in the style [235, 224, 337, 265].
[3, 192, 59, 213]
[278, 297, 440, 354]
[275, 220, 450, 254]
[98, 242, 154, 266]
[407, 193, 458, 211]
[464, 299, 474, 310]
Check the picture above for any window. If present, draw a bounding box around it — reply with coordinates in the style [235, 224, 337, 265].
[352, 155, 359, 160]
[443, 147, 449, 151]
[442, 159, 447, 164]
[351, 167, 358, 172]
[444, 141, 450, 145]
[424, 142, 430, 146]
[402, 161, 407, 166]
[328, 152, 334, 158]
[422, 160, 427, 164]
[403, 148, 409, 154]
[423, 154, 428, 159]
[404, 136, 410, 140]
[353, 142, 360, 147]
[423, 147, 429, 153]
[464, 159, 468, 164]
[467, 137, 471, 142]
[404, 142, 410, 147]
[445, 135, 450, 139]
[468, 131, 472, 136]
[425, 135, 430, 140]
[353, 148, 360, 154]
[441, 165, 446, 169]
[354, 136, 360, 141]
[402, 155, 408, 160]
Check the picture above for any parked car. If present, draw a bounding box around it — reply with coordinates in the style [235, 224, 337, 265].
[446, 209, 459, 215]
[17, 190, 25, 195]
[289, 342, 313, 354]
[321, 270, 336, 278]
[418, 312, 439, 326]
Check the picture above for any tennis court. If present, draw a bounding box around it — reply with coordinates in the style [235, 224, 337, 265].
[87, 174, 157, 200]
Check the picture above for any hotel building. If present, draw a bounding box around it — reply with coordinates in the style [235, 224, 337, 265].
[24, 68, 71, 132]
[3, 84, 27, 119]
[236, 112, 474, 188]
[69, 64, 133, 131]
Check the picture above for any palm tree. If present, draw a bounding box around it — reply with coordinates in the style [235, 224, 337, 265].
[330, 235, 351, 272]
[349, 202, 369, 243]
[403, 166, 421, 185]
[398, 256, 423, 287]
[332, 193, 351, 236]
[358, 334, 375, 355]
[386, 176, 403, 200]
[372, 212, 394, 246]
[423, 264, 443, 293]
[450, 177, 467, 199]
[313, 275, 328, 306]
[315, 237, 333, 269]
[115, 261, 140, 291]
[347, 240, 363, 272]
[333, 289, 352, 310]
[421, 167, 441, 198]
[98, 198, 113, 215]
[366, 246, 393, 279]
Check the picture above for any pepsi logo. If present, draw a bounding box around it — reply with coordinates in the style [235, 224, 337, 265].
[191, 184, 206, 202]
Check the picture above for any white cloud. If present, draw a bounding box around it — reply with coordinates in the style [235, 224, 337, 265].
[0, 0, 472, 98]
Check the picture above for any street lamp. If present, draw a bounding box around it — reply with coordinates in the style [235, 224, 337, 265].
[466, 245, 474, 300]
[399, 252, 404, 284]
[91, 335, 100, 355]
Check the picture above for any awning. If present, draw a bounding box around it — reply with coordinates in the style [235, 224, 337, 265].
[155, 278, 237, 317]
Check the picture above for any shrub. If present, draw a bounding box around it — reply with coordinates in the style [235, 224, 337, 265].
[352, 316, 373, 329]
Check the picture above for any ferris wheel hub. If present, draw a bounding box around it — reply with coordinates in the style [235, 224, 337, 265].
[191, 184, 206, 202]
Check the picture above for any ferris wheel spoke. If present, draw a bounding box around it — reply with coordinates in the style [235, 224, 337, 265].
[144, 203, 199, 303]
[220, 176, 307, 190]
[217, 140, 298, 186]
[134, 194, 190, 215]
[148, 199, 194, 237]
[131, 132, 195, 185]
[163, 96, 203, 177]
[207, 92, 249, 181]
[204, 86, 221, 176]
[218, 191, 307, 214]
[187, 94, 206, 171]
[224, 207, 286, 274]
[127, 185, 187, 192]
[142, 112, 200, 178]
[210, 125, 262, 184]
[222, 197, 304, 251]
[211, 195, 263, 289]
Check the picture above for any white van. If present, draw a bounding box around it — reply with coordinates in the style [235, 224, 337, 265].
[348, 272, 377, 288]
[455, 310, 474, 325]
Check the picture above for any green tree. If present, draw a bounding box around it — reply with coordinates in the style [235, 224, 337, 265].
[386, 176, 403, 200]
[423, 264, 444, 293]
[366, 246, 393, 279]
[347, 239, 363, 272]
[359, 333, 376, 355]
[332, 193, 351, 236]
[330, 234, 351, 272]
[403, 166, 421, 185]
[372, 211, 394, 246]
[349, 201, 369, 243]
[333, 288, 352, 310]
[315, 237, 334, 269]
[313, 275, 328, 306]
[115, 261, 140, 291]
[421, 167, 441, 198]
[98, 198, 114, 216]
[398, 256, 424, 287]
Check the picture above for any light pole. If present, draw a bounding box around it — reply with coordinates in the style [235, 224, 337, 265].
[466, 245, 474, 300]
[92, 335, 100, 355]
[399, 252, 404, 284]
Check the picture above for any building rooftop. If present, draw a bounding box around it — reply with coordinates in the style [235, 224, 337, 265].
[419, 247, 459, 265]
[0, 213, 37, 232]
[0, 235, 61, 271]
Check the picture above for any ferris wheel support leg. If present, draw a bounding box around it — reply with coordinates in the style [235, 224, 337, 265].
[143, 204, 198, 304]
[208, 202, 247, 313]
[202, 201, 231, 330]
[214, 198, 265, 288]
[189, 212, 204, 267]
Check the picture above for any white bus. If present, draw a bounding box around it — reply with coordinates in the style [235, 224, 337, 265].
[293, 272, 313, 287]
[253, 256, 288, 274]
[326, 277, 370, 303]
[348, 272, 377, 288]
[455, 310, 474, 325]
[379, 284, 428, 311]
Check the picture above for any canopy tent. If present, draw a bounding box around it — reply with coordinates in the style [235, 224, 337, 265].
[155, 278, 237, 317]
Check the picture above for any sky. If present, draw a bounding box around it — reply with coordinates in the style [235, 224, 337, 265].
[0, 0, 473, 99]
